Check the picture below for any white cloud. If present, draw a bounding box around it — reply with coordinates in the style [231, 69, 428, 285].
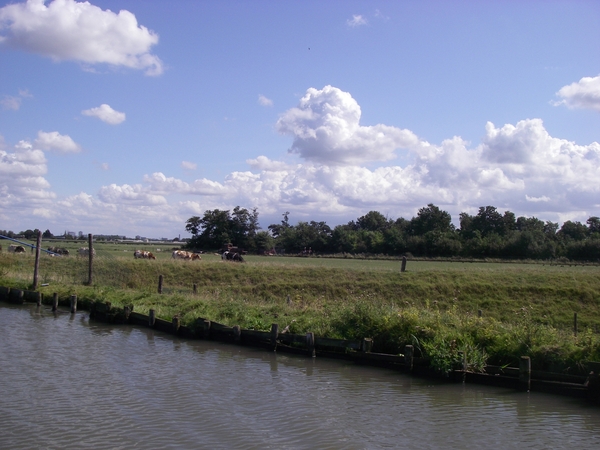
[82, 104, 126, 124]
[555, 74, 600, 112]
[276, 85, 419, 165]
[258, 94, 273, 107]
[347, 14, 367, 27]
[181, 161, 197, 170]
[34, 130, 81, 153]
[0, 0, 163, 75]
[2, 86, 600, 236]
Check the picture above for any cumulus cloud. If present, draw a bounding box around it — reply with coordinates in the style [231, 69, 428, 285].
[3, 85, 600, 237]
[347, 14, 367, 27]
[0, 137, 54, 213]
[82, 104, 126, 124]
[0, 0, 163, 75]
[555, 75, 600, 112]
[34, 130, 81, 153]
[258, 94, 273, 107]
[276, 85, 419, 165]
[1, 88, 32, 110]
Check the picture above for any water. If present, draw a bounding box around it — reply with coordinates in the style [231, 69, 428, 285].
[1, 304, 599, 449]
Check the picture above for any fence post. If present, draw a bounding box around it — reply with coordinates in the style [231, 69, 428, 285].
[35, 291, 42, 307]
[149, 309, 156, 327]
[193, 283, 197, 295]
[158, 275, 163, 294]
[172, 316, 180, 334]
[32, 230, 42, 290]
[87, 233, 93, 286]
[52, 292, 58, 312]
[401, 256, 407, 272]
[70, 295, 77, 313]
[519, 356, 531, 392]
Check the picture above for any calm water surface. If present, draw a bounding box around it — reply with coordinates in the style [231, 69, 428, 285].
[1, 304, 599, 449]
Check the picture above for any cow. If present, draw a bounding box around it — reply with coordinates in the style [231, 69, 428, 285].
[222, 250, 244, 262]
[48, 246, 69, 256]
[171, 250, 201, 261]
[134, 250, 156, 260]
[8, 245, 26, 253]
[78, 247, 96, 257]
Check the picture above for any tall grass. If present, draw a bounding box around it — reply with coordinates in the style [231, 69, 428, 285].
[1, 249, 600, 374]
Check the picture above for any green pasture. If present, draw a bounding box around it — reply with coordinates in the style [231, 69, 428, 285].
[2, 239, 600, 373]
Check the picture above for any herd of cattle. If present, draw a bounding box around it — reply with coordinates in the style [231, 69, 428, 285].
[2, 243, 244, 262]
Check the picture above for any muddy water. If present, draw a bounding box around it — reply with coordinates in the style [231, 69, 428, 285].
[1, 304, 599, 449]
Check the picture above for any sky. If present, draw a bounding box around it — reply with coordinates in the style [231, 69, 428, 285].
[1, 0, 599, 239]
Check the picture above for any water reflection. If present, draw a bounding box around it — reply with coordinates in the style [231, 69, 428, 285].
[1, 303, 599, 450]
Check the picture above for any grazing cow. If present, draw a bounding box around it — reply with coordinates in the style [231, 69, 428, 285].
[171, 250, 201, 261]
[134, 250, 156, 260]
[222, 250, 244, 262]
[48, 246, 69, 256]
[8, 245, 26, 253]
[78, 247, 96, 257]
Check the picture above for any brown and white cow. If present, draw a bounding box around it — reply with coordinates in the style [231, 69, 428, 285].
[78, 247, 96, 257]
[8, 244, 26, 253]
[134, 250, 156, 260]
[171, 250, 201, 261]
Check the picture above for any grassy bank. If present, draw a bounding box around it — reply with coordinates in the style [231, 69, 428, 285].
[2, 247, 600, 374]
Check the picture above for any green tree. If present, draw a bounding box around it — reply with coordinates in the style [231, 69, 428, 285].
[410, 204, 454, 236]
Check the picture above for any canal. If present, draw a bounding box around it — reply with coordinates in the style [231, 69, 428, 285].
[1, 304, 599, 449]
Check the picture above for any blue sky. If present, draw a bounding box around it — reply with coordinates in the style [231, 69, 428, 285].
[1, 0, 599, 239]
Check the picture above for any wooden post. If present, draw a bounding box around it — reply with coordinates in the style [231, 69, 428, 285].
[401, 256, 407, 272]
[306, 332, 315, 357]
[519, 356, 531, 392]
[32, 230, 42, 290]
[270, 323, 279, 351]
[149, 309, 156, 327]
[193, 283, 197, 295]
[233, 325, 241, 342]
[124, 306, 131, 321]
[404, 344, 414, 372]
[574, 312, 578, 336]
[70, 295, 77, 313]
[201, 319, 211, 339]
[172, 316, 180, 334]
[361, 338, 373, 353]
[158, 275, 163, 294]
[52, 292, 58, 312]
[35, 291, 42, 307]
[87, 233, 93, 286]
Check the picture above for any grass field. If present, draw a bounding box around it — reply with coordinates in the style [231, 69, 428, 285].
[2, 239, 600, 373]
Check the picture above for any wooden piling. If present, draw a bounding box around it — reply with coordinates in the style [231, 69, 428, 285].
[201, 319, 211, 339]
[70, 295, 77, 313]
[404, 345, 414, 372]
[87, 233, 93, 286]
[233, 325, 241, 342]
[306, 332, 315, 357]
[270, 323, 279, 351]
[35, 291, 42, 307]
[158, 275, 163, 294]
[361, 338, 373, 353]
[124, 306, 131, 321]
[401, 256, 407, 272]
[32, 230, 42, 290]
[149, 309, 156, 327]
[52, 292, 58, 312]
[172, 316, 180, 334]
[519, 356, 531, 392]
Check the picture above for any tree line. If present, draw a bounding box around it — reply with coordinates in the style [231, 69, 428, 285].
[185, 204, 600, 261]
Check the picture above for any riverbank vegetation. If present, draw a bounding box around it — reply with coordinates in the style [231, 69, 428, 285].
[2, 248, 600, 375]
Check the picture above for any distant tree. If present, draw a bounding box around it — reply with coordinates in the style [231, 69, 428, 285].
[356, 211, 390, 232]
[587, 217, 600, 235]
[410, 204, 454, 236]
[185, 207, 261, 250]
[558, 220, 588, 241]
[42, 229, 53, 238]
